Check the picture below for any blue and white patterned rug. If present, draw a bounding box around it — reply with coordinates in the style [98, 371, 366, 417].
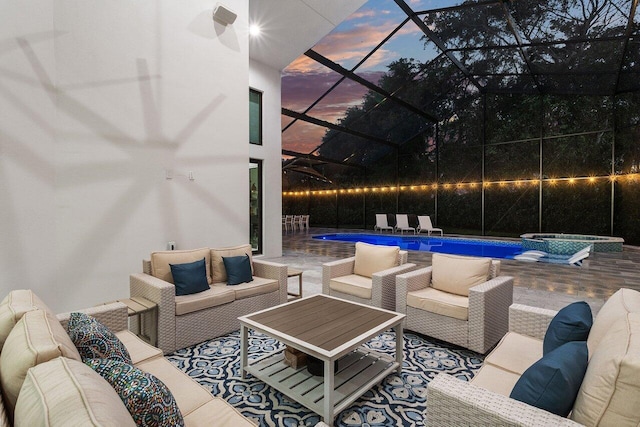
[168, 331, 483, 426]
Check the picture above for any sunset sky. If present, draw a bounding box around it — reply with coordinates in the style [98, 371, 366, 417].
[281, 0, 445, 155]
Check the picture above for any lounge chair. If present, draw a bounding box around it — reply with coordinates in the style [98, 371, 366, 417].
[395, 214, 416, 234]
[374, 213, 394, 233]
[514, 245, 592, 266]
[417, 215, 443, 236]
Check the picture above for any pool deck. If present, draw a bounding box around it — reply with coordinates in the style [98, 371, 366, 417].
[264, 227, 640, 315]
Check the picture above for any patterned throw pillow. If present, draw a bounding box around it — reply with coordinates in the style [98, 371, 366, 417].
[67, 312, 132, 364]
[85, 359, 184, 427]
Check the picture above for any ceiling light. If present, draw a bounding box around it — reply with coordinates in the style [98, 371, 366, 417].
[249, 24, 261, 36]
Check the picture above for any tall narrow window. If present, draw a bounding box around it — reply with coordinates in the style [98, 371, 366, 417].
[249, 89, 262, 145]
[250, 159, 263, 253]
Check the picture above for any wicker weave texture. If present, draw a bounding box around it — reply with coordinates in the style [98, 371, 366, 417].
[253, 259, 288, 304]
[509, 304, 557, 340]
[426, 374, 583, 426]
[175, 291, 280, 350]
[57, 302, 128, 332]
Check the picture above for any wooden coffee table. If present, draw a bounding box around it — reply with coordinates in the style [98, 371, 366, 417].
[238, 294, 404, 426]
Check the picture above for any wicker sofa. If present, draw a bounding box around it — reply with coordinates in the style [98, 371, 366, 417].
[426, 288, 640, 426]
[130, 245, 288, 354]
[0, 289, 254, 426]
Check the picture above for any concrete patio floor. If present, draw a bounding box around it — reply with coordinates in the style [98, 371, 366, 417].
[263, 227, 640, 315]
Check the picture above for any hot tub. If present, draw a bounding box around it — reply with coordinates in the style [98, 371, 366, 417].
[520, 233, 624, 255]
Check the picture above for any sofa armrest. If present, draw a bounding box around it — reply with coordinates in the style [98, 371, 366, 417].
[371, 263, 417, 309]
[322, 257, 356, 295]
[395, 267, 433, 313]
[253, 259, 288, 304]
[509, 303, 558, 341]
[468, 276, 514, 354]
[130, 273, 176, 354]
[426, 374, 583, 427]
[57, 302, 129, 333]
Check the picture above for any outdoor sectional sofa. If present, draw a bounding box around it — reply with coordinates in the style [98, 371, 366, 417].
[0, 289, 254, 426]
[426, 288, 640, 426]
[130, 245, 288, 354]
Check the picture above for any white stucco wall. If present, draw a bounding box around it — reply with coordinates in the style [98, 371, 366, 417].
[0, 0, 252, 311]
[249, 59, 282, 257]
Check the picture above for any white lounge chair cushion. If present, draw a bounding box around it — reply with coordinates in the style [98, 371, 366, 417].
[175, 285, 235, 316]
[587, 288, 640, 355]
[0, 310, 82, 412]
[330, 274, 373, 300]
[471, 363, 521, 397]
[0, 289, 56, 351]
[15, 357, 135, 427]
[431, 253, 492, 297]
[484, 332, 543, 376]
[210, 244, 254, 283]
[151, 248, 212, 284]
[353, 242, 399, 278]
[571, 312, 640, 426]
[407, 287, 469, 321]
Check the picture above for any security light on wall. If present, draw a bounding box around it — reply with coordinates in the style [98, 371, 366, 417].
[212, 3, 237, 25]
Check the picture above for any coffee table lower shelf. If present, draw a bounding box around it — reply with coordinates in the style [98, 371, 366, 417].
[244, 347, 398, 419]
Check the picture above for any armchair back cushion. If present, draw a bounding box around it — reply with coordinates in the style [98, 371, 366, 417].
[431, 253, 492, 296]
[211, 244, 254, 283]
[586, 287, 640, 355]
[571, 312, 640, 426]
[0, 289, 56, 351]
[353, 242, 399, 278]
[151, 248, 212, 285]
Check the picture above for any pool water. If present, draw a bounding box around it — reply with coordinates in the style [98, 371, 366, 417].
[313, 234, 523, 259]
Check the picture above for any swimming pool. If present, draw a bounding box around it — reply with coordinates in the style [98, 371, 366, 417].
[313, 234, 523, 259]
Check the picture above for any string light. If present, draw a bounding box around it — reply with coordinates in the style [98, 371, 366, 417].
[282, 173, 638, 196]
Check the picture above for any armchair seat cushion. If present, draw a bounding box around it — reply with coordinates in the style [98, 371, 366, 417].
[471, 363, 521, 397]
[115, 330, 163, 365]
[431, 253, 491, 296]
[175, 286, 235, 316]
[330, 274, 373, 299]
[407, 287, 469, 321]
[484, 331, 543, 376]
[216, 276, 279, 300]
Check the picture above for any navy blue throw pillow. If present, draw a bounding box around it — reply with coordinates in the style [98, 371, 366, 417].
[543, 301, 592, 355]
[223, 254, 253, 285]
[510, 341, 588, 417]
[170, 258, 210, 296]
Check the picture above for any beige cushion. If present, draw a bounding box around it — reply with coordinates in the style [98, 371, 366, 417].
[431, 253, 491, 296]
[184, 397, 255, 427]
[14, 357, 135, 427]
[175, 286, 236, 316]
[115, 330, 163, 365]
[471, 363, 521, 397]
[587, 287, 640, 356]
[225, 277, 279, 300]
[330, 274, 373, 299]
[0, 310, 82, 413]
[353, 242, 399, 278]
[571, 312, 640, 426]
[150, 248, 212, 284]
[407, 287, 469, 320]
[211, 244, 254, 283]
[136, 357, 213, 418]
[484, 332, 543, 376]
[0, 289, 55, 351]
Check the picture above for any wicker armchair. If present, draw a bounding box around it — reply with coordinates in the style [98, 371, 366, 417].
[396, 254, 513, 354]
[322, 242, 416, 311]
